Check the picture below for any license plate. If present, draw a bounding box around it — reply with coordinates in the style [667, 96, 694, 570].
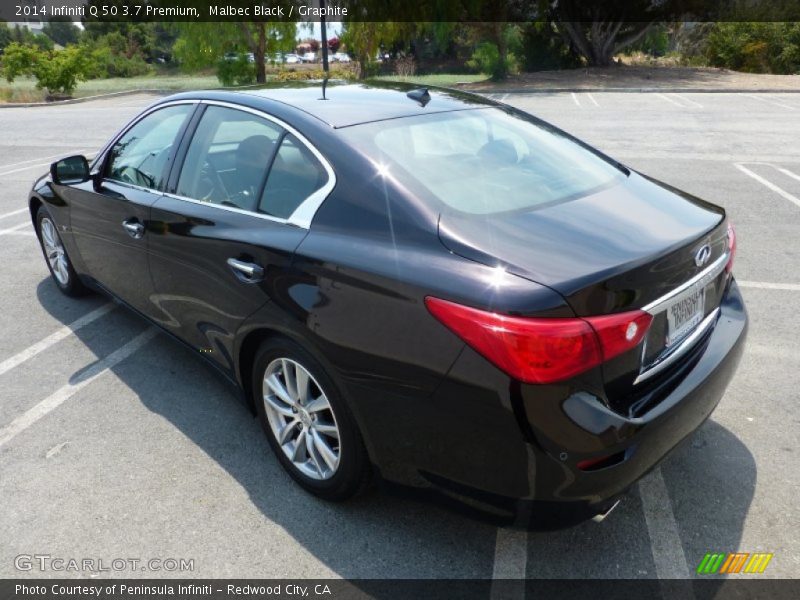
[666, 285, 705, 346]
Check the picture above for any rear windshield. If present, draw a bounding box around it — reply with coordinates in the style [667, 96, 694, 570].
[340, 108, 624, 215]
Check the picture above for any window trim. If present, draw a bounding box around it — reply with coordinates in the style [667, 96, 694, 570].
[164, 100, 336, 229]
[92, 100, 200, 196]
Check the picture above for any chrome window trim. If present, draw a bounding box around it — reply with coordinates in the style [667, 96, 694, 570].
[634, 307, 720, 385]
[190, 100, 337, 229]
[161, 191, 294, 225]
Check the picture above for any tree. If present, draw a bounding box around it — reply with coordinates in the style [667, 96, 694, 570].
[43, 17, 81, 47]
[340, 22, 412, 78]
[173, 22, 296, 84]
[546, 0, 660, 66]
[1, 42, 88, 97]
[0, 21, 12, 54]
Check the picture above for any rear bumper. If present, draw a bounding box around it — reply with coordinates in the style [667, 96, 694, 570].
[361, 279, 747, 530]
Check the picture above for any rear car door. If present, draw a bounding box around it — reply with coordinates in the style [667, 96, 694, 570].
[67, 102, 196, 315]
[147, 102, 333, 373]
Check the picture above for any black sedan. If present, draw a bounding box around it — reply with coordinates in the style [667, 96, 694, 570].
[29, 83, 747, 528]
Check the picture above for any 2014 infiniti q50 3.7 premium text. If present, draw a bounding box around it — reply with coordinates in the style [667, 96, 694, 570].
[29, 83, 746, 528]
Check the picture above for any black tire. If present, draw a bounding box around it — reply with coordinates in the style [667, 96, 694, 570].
[35, 205, 90, 297]
[252, 337, 370, 501]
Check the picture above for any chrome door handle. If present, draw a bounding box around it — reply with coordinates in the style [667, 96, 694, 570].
[227, 258, 264, 283]
[122, 219, 145, 239]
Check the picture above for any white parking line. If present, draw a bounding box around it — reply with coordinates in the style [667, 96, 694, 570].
[639, 468, 692, 579]
[673, 94, 703, 108]
[490, 527, 527, 599]
[0, 208, 28, 221]
[0, 328, 157, 450]
[571, 92, 581, 107]
[0, 151, 87, 171]
[746, 94, 796, 110]
[734, 163, 800, 209]
[738, 280, 800, 291]
[0, 304, 115, 378]
[655, 93, 686, 108]
[0, 149, 94, 178]
[586, 93, 599, 107]
[0, 221, 31, 236]
[775, 166, 800, 182]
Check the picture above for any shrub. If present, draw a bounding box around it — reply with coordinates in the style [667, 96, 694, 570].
[216, 55, 255, 86]
[706, 23, 800, 74]
[83, 43, 152, 79]
[273, 68, 327, 82]
[1, 42, 88, 98]
[393, 55, 417, 77]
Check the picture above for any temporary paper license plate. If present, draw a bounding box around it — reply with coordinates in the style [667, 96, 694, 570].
[666, 285, 705, 346]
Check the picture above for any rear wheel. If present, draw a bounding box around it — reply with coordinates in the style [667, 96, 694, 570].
[252, 338, 370, 500]
[35, 206, 89, 297]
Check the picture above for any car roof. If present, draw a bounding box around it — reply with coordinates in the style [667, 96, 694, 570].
[201, 81, 496, 129]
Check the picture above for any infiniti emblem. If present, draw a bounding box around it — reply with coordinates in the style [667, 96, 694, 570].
[694, 244, 712, 267]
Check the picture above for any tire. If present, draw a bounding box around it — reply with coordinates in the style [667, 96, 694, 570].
[35, 205, 90, 297]
[252, 337, 370, 501]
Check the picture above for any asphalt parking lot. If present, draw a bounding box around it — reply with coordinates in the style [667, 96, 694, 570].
[0, 90, 798, 585]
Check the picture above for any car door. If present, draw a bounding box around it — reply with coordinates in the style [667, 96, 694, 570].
[67, 102, 197, 316]
[147, 103, 332, 373]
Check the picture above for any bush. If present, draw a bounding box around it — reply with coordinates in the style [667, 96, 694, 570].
[83, 43, 152, 79]
[216, 55, 256, 86]
[706, 23, 800, 74]
[1, 42, 88, 97]
[273, 68, 328, 82]
[393, 55, 417, 77]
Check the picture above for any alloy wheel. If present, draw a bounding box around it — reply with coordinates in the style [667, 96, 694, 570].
[262, 358, 341, 480]
[40, 217, 69, 285]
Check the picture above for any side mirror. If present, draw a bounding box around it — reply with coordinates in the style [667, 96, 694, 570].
[50, 155, 91, 185]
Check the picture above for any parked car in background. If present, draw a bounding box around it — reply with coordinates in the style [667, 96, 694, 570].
[332, 53, 351, 63]
[284, 54, 301, 64]
[30, 83, 747, 528]
[301, 52, 317, 63]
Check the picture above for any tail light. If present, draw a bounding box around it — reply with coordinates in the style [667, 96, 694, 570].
[425, 297, 652, 384]
[725, 221, 736, 274]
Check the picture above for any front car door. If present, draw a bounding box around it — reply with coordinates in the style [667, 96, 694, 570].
[67, 102, 197, 315]
[147, 102, 333, 373]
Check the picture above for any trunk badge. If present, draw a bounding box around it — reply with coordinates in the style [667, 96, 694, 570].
[694, 244, 712, 267]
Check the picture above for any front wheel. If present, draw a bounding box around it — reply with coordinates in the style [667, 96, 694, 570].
[253, 338, 370, 501]
[35, 206, 89, 297]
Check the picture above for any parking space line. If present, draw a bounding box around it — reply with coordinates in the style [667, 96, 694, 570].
[0, 221, 31, 236]
[674, 94, 703, 108]
[639, 468, 692, 579]
[571, 92, 581, 107]
[734, 163, 800, 209]
[655, 93, 685, 108]
[0, 149, 93, 178]
[738, 280, 800, 291]
[586, 93, 599, 107]
[0, 304, 115, 378]
[0, 208, 28, 221]
[746, 94, 796, 110]
[490, 527, 527, 599]
[775, 166, 800, 182]
[0, 328, 157, 450]
[0, 151, 86, 171]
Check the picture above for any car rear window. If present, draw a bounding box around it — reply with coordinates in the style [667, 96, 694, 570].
[340, 108, 624, 215]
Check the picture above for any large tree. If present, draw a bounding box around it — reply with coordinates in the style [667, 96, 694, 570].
[173, 22, 296, 83]
[546, 0, 662, 66]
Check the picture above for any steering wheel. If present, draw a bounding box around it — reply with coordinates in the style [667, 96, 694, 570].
[194, 161, 229, 203]
[118, 166, 156, 189]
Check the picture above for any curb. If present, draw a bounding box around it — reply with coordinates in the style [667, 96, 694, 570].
[460, 87, 800, 94]
[0, 88, 170, 108]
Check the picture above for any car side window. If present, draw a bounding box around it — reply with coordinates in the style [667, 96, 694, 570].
[105, 104, 194, 191]
[258, 134, 328, 219]
[176, 105, 283, 211]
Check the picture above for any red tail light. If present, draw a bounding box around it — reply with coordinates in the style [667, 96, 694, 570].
[725, 221, 736, 274]
[425, 297, 653, 384]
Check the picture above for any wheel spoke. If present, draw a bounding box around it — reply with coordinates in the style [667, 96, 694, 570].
[278, 419, 299, 445]
[56, 257, 69, 284]
[295, 366, 310, 405]
[264, 392, 295, 418]
[312, 430, 339, 471]
[306, 431, 324, 476]
[305, 394, 330, 414]
[282, 359, 298, 400]
[314, 422, 339, 439]
[265, 374, 295, 408]
[291, 429, 307, 462]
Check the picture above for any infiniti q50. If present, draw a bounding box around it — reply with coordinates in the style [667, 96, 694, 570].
[29, 83, 747, 528]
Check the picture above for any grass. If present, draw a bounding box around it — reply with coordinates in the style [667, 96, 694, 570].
[0, 71, 488, 103]
[372, 73, 488, 87]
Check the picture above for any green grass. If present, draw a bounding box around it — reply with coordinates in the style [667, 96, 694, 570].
[372, 73, 488, 87]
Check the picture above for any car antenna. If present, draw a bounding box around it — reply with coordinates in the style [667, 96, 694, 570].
[319, 77, 329, 101]
[406, 88, 431, 107]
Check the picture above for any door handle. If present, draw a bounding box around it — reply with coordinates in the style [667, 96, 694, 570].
[227, 258, 264, 283]
[122, 219, 145, 239]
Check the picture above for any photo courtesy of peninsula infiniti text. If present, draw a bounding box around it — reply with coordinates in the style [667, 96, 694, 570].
[28, 82, 747, 528]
